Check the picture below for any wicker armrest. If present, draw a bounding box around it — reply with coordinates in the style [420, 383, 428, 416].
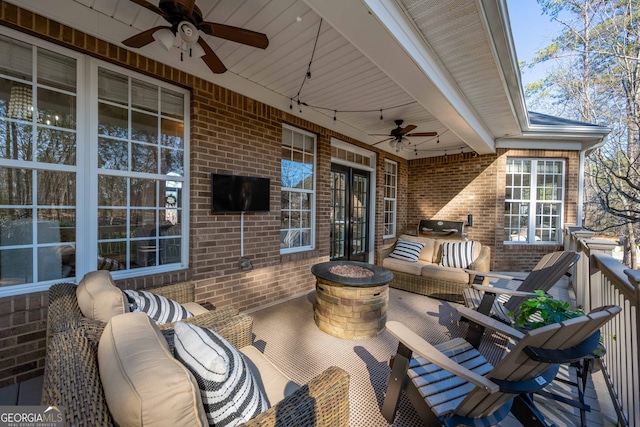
[241, 366, 350, 427]
[158, 305, 239, 330]
[377, 243, 396, 263]
[148, 281, 195, 304]
[46, 282, 85, 339]
[162, 313, 254, 350]
[467, 245, 491, 285]
[42, 327, 114, 426]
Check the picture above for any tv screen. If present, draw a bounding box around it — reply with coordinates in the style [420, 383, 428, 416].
[211, 174, 270, 213]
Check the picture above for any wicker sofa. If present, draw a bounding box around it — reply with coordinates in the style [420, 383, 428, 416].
[42, 278, 350, 427]
[378, 234, 490, 302]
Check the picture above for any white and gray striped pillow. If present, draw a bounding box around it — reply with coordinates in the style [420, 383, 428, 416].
[388, 239, 425, 262]
[173, 322, 268, 427]
[123, 289, 193, 324]
[440, 241, 476, 269]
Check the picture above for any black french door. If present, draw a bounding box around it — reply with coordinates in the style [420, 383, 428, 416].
[330, 164, 370, 261]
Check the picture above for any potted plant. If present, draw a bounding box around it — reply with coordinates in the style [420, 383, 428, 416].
[511, 290, 585, 329]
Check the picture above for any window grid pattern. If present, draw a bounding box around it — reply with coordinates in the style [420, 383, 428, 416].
[0, 34, 78, 287]
[281, 127, 315, 252]
[97, 67, 185, 271]
[383, 160, 397, 238]
[504, 158, 564, 243]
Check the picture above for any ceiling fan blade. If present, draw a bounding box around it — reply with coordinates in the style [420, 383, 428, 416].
[180, 0, 197, 15]
[199, 22, 269, 49]
[122, 26, 170, 48]
[129, 0, 167, 19]
[405, 132, 438, 137]
[400, 124, 417, 135]
[197, 38, 227, 74]
[372, 138, 393, 146]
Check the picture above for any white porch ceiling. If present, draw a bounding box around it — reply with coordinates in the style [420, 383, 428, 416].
[7, 0, 527, 159]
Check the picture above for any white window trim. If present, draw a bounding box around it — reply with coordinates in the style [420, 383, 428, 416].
[504, 158, 565, 245]
[0, 28, 190, 297]
[383, 159, 397, 239]
[88, 59, 190, 280]
[280, 124, 316, 254]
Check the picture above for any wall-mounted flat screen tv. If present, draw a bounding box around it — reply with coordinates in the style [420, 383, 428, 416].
[211, 174, 270, 213]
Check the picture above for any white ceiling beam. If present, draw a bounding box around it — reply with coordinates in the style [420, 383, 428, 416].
[304, 0, 496, 155]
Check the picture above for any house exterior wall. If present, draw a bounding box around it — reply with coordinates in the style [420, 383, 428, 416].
[406, 148, 580, 271]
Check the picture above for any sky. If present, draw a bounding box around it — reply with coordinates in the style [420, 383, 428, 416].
[506, 0, 563, 88]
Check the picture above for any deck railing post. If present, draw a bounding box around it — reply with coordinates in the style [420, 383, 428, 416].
[573, 230, 595, 309]
[584, 240, 617, 311]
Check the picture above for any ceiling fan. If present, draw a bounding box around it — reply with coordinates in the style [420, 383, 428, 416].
[122, 0, 269, 74]
[372, 120, 437, 151]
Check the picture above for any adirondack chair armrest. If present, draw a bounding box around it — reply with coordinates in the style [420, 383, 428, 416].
[386, 321, 500, 393]
[456, 306, 525, 341]
[464, 269, 525, 282]
[470, 283, 543, 298]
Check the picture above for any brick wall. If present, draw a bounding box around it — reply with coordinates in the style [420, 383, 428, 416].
[407, 148, 580, 271]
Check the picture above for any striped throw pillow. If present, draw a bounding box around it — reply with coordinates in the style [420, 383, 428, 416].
[174, 322, 268, 427]
[123, 289, 193, 324]
[440, 241, 476, 269]
[388, 239, 425, 262]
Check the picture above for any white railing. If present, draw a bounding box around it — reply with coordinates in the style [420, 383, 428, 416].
[564, 227, 639, 427]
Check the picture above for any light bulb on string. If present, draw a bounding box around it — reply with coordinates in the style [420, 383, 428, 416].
[380, 110, 383, 121]
[333, 110, 337, 121]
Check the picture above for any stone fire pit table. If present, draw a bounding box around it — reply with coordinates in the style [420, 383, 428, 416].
[311, 261, 393, 340]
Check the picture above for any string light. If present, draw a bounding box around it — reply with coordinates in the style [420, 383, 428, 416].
[288, 16, 418, 121]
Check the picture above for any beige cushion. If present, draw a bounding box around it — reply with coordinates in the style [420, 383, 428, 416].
[240, 345, 300, 407]
[182, 302, 209, 316]
[76, 270, 128, 323]
[397, 235, 437, 262]
[421, 264, 470, 284]
[382, 257, 430, 275]
[98, 312, 207, 427]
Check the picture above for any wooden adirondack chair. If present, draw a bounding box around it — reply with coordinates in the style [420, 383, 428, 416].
[463, 251, 580, 324]
[381, 305, 620, 427]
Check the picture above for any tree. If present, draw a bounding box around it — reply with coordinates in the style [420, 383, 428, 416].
[524, 0, 640, 268]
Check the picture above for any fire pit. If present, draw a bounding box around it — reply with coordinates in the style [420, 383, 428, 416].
[311, 261, 393, 340]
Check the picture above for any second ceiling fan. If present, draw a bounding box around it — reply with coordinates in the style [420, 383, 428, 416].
[372, 120, 437, 151]
[123, 0, 269, 74]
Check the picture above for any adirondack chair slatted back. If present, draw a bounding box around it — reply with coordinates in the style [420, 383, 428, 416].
[502, 251, 580, 314]
[456, 305, 620, 418]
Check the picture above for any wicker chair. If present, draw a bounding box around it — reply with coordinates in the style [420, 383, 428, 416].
[43, 283, 351, 427]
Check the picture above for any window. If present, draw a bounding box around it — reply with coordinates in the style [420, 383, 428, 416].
[96, 66, 187, 272]
[383, 160, 397, 238]
[504, 159, 564, 243]
[0, 31, 189, 296]
[0, 34, 79, 291]
[281, 125, 315, 253]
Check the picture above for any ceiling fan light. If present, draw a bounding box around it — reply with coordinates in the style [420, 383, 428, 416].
[178, 21, 199, 44]
[153, 28, 176, 51]
[190, 42, 206, 58]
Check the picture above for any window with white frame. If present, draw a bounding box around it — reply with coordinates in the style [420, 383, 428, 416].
[504, 158, 564, 244]
[96, 66, 187, 272]
[383, 160, 397, 238]
[0, 31, 189, 296]
[281, 125, 315, 253]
